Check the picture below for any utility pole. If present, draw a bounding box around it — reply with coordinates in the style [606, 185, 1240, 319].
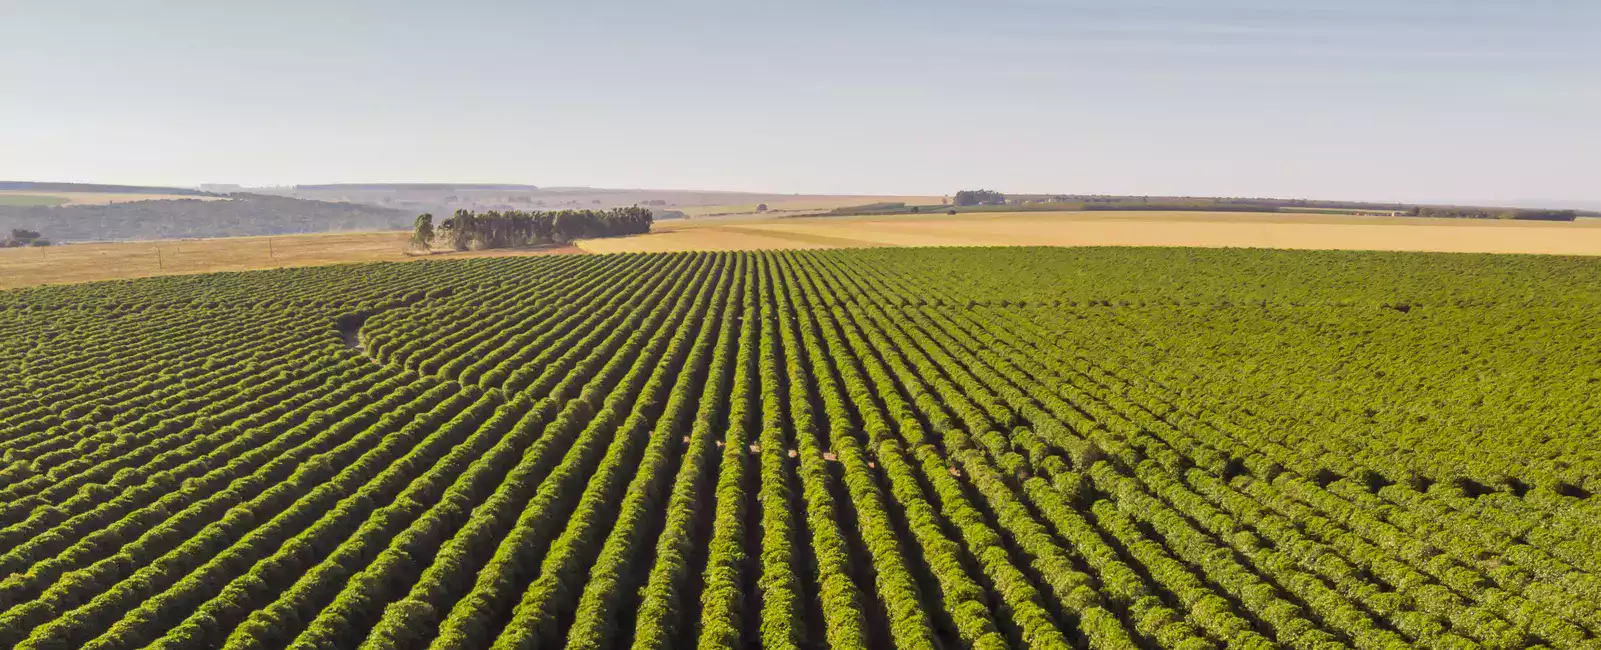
[156, 246, 163, 271]
[268, 237, 275, 260]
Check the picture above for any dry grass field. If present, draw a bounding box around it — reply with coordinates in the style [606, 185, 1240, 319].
[578, 210, 1601, 255]
[0, 231, 581, 290]
[0, 190, 228, 206]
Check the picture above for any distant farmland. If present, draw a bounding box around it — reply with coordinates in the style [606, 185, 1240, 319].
[0, 195, 68, 207]
[0, 190, 225, 206]
[579, 209, 1601, 255]
[13, 208, 1601, 290]
[11, 209, 1601, 290]
[0, 231, 580, 290]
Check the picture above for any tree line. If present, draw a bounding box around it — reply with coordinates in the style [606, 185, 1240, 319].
[412, 207, 653, 251]
[953, 189, 1007, 206]
[1413, 206, 1578, 221]
[944, 192, 1589, 221]
[1, 229, 49, 248]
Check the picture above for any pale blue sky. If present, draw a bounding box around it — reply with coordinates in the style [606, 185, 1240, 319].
[2, 1, 1597, 203]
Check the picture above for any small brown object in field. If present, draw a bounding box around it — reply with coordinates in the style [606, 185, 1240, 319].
[868, 462, 876, 469]
[823, 452, 837, 461]
[788, 449, 798, 458]
[682, 435, 691, 444]
[949, 467, 962, 477]
[715, 440, 725, 448]
[749, 444, 761, 454]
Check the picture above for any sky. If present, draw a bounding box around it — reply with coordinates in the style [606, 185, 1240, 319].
[2, 0, 1598, 204]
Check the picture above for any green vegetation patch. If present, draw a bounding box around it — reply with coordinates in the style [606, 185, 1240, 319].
[0, 194, 68, 207]
[1, 246, 1597, 649]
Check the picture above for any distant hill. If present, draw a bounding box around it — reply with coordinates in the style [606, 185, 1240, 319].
[1504, 199, 1601, 213]
[255, 183, 933, 220]
[0, 193, 412, 242]
[292, 183, 540, 192]
[0, 181, 213, 196]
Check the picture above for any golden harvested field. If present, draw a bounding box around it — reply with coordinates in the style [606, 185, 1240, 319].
[578, 210, 1601, 255]
[0, 231, 581, 290]
[0, 190, 229, 206]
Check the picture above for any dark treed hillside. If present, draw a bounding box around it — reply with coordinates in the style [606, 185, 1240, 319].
[0, 193, 412, 241]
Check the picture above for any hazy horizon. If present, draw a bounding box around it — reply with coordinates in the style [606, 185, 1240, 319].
[3, 0, 1597, 204]
[9, 179, 1601, 213]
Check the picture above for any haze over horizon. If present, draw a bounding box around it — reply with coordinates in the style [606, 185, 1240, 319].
[3, 0, 1597, 204]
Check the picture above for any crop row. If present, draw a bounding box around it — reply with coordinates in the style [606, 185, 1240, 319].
[2, 248, 1598, 649]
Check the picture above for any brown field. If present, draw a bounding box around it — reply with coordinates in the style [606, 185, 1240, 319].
[0, 231, 581, 290]
[578, 210, 1601, 255]
[0, 191, 229, 206]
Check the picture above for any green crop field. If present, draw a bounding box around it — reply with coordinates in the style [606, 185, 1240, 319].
[0, 194, 68, 207]
[1, 247, 1599, 650]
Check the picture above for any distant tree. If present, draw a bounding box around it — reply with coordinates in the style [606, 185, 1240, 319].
[756, 203, 769, 212]
[411, 213, 435, 249]
[3, 229, 43, 248]
[910, 206, 921, 213]
[947, 209, 957, 215]
[953, 189, 1006, 206]
[551, 211, 584, 243]
[437, 209, 477, 250]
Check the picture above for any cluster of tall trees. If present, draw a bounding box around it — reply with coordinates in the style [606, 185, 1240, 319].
[1, 229, 48, 247]
[412, 207, 653, 251]
[953, 189, 1007, 206]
